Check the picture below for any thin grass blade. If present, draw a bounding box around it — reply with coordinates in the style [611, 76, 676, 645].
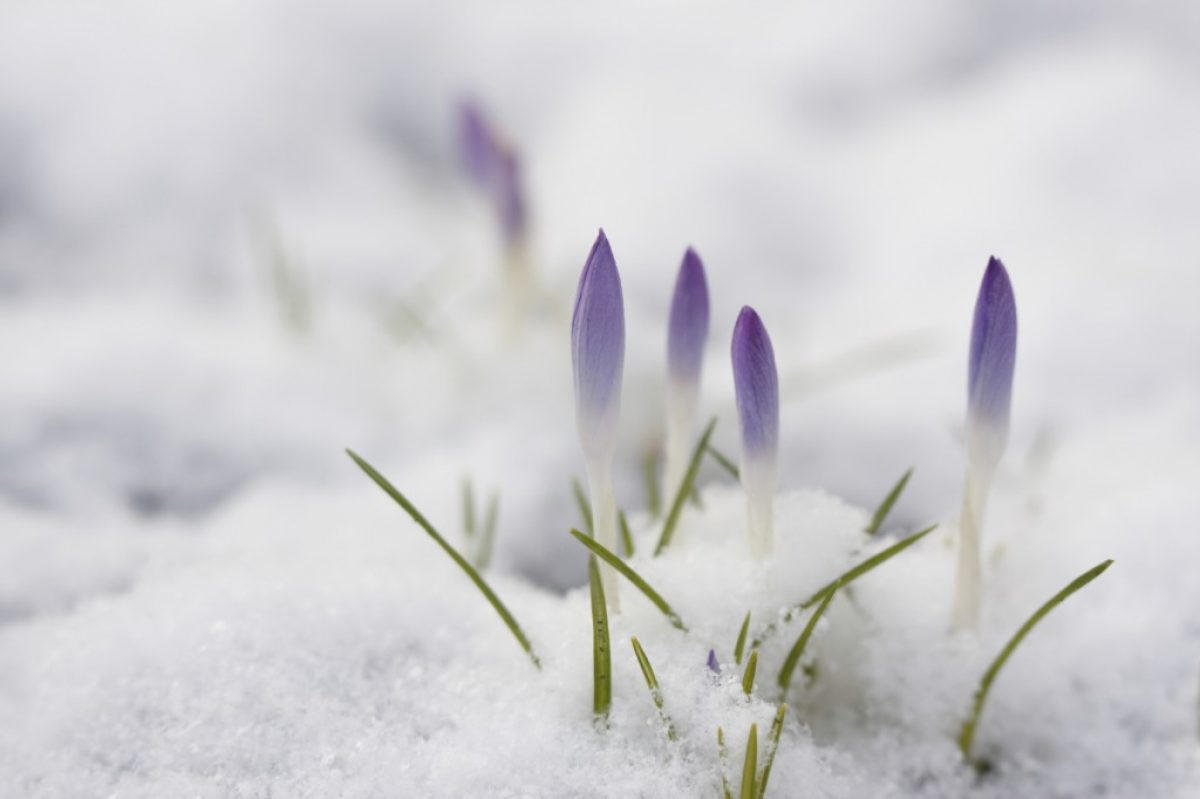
[642, 449, 662, 518]
[757, 704, 787, 799]
[718, 727, 733, 799]
[706, 443, 741, 479]
[589, 556, 612, 721]
[631, 637, 676, 741]
[462, 477, 476, 539]
[619, 509, 635, 558]
[864, 467, 913, 536]
[347, 450, 540, 667]
[739, 724, 758, 799]
[957, 559, 1113, 763]
[572, 476, 594, 535]
[777, 586, 837, 693]
[477, 492, 500, 569]
[734, 611, 752, 665]
[742, 650, 759, 696]
[569, 529, 687, 631]
[654, 417, 718, 556]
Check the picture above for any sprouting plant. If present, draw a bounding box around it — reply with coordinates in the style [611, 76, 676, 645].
[739, 724, 758, 799]
[741, 650, 759, 696]
[572, 230, 626, 609]
[734, 611, 752, 665]
[954, 257, 1017, 630]
[631, 637, 676, 740]
[568, 529, 687, 631]
[664, 248, 711, 500]
[732, 307, 780, 558]
[864, 467, 913, 536]
[346, 450, 540, 668]
[957, 559, 1113, 764]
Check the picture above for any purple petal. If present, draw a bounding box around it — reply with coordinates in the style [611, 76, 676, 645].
[667, 247, 710, 386]
[572, 230, 625, 455]
[458, 100, 497, 186]
[968, 257, 1017, 435]
[706, 649, 721, 674]
[732, 307, 779, 461]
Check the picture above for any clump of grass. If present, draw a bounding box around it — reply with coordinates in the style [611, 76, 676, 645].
[777, 585, 838, 694]
[654, 417, 719, 556]
[864, 467, 913, 536]
[568, 529, 687, 631]
[631, 637, 676, 740]
[347, 450, 540, 668]
[752, 524, 936, 649]
[589, 556, 612, 722]
[957, 559, 1113, 765]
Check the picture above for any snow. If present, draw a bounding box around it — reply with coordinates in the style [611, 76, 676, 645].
[2, 0, 1199, 797]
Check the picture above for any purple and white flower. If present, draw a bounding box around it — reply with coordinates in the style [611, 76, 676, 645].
[732, 306, 779, 557]
[663, 247, 710, 497]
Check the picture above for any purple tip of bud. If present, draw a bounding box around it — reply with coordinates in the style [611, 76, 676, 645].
[572, 230, 625, 448]
[968, 257, 1017, 433]
[706, 649, 720, 674]
[458, 100, 496, 186]
[667, 247, 710, 385]
[732, 306, 779, 460]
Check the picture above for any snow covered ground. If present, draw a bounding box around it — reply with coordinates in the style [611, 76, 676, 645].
[1, 1, 1198, 796]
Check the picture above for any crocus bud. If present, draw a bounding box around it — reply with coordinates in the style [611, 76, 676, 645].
[732, 306, 779, 558]
[494, 148, 527, 249]
[458, 100, 496, 187]
[953, 256, 1017, 631]
[966, 256, 1018, 473]
[457, 100, 528, 250]
[663, 248, 710, 497]
[572, 229, 626, 607]
[707, 649, 721, 675]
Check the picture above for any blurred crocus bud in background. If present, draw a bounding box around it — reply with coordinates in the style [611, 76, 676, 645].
[572, 229, 626, 606]
[663, 247, 710, 500]
[457, 99, 529, 252]
[732, 306, 779, 558]
[953, 256, 1018, 630]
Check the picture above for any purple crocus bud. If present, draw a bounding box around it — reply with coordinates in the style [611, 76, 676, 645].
[573, 230, 626, 609]
[966, 257, 1017, 472]
[663, 247, 710, 496]
[458, 100, 497, 187]
[732, 307, 779, 557]
[572, 230, 625, 459]
[706, 649, 721, 675]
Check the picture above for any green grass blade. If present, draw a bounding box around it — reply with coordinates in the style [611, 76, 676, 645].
[742, 650, 759, 696]
[752, 525, 936, 650]
[777, 586, 837, 693]
[572, 476, 593, 535]
[734, 611, 752, 665]
[631, 637, 676, 741]
[739, 724, 758, 799]
[642, 449, 662, 519]
[864, 467, 913, 536]
[461, 477, 476, 539]
[757, 704, 787, 799]
[706, 443, 741, 480]
[718, 727, 733, 799]
[589, 556, 612, 722]
[654, 417, 718, 556]
[569, 529, 687, 631]
[957, 559, 1113, 763]
[619, 509, 635, 558]
[477, 492, 499, 570]
[347, 450, 540, 668]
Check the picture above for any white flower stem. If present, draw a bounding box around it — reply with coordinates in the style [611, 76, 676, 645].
[662, 390, 696, 515]
[743, 460, 775, 559]
[587, 462, 621, 611]
[952, 464, 992, 630]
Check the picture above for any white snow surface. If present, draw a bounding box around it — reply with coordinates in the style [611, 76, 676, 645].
[1, 1, 1199, 797]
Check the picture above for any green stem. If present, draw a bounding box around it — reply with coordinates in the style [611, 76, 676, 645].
[568, 529, 687, 631]
[757, 704, 787, 798]
[654, 418, 718, 556]
[739, 725, 758, 799]
[864, 467, 913, 536]
[777, 586, 837, 693]
[631, 637, 676, 740]
[347, 450, 540, 668]
[734, 611, 752, 665]
[742, 650, 759, 696]
[589, 557, 612, 721]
